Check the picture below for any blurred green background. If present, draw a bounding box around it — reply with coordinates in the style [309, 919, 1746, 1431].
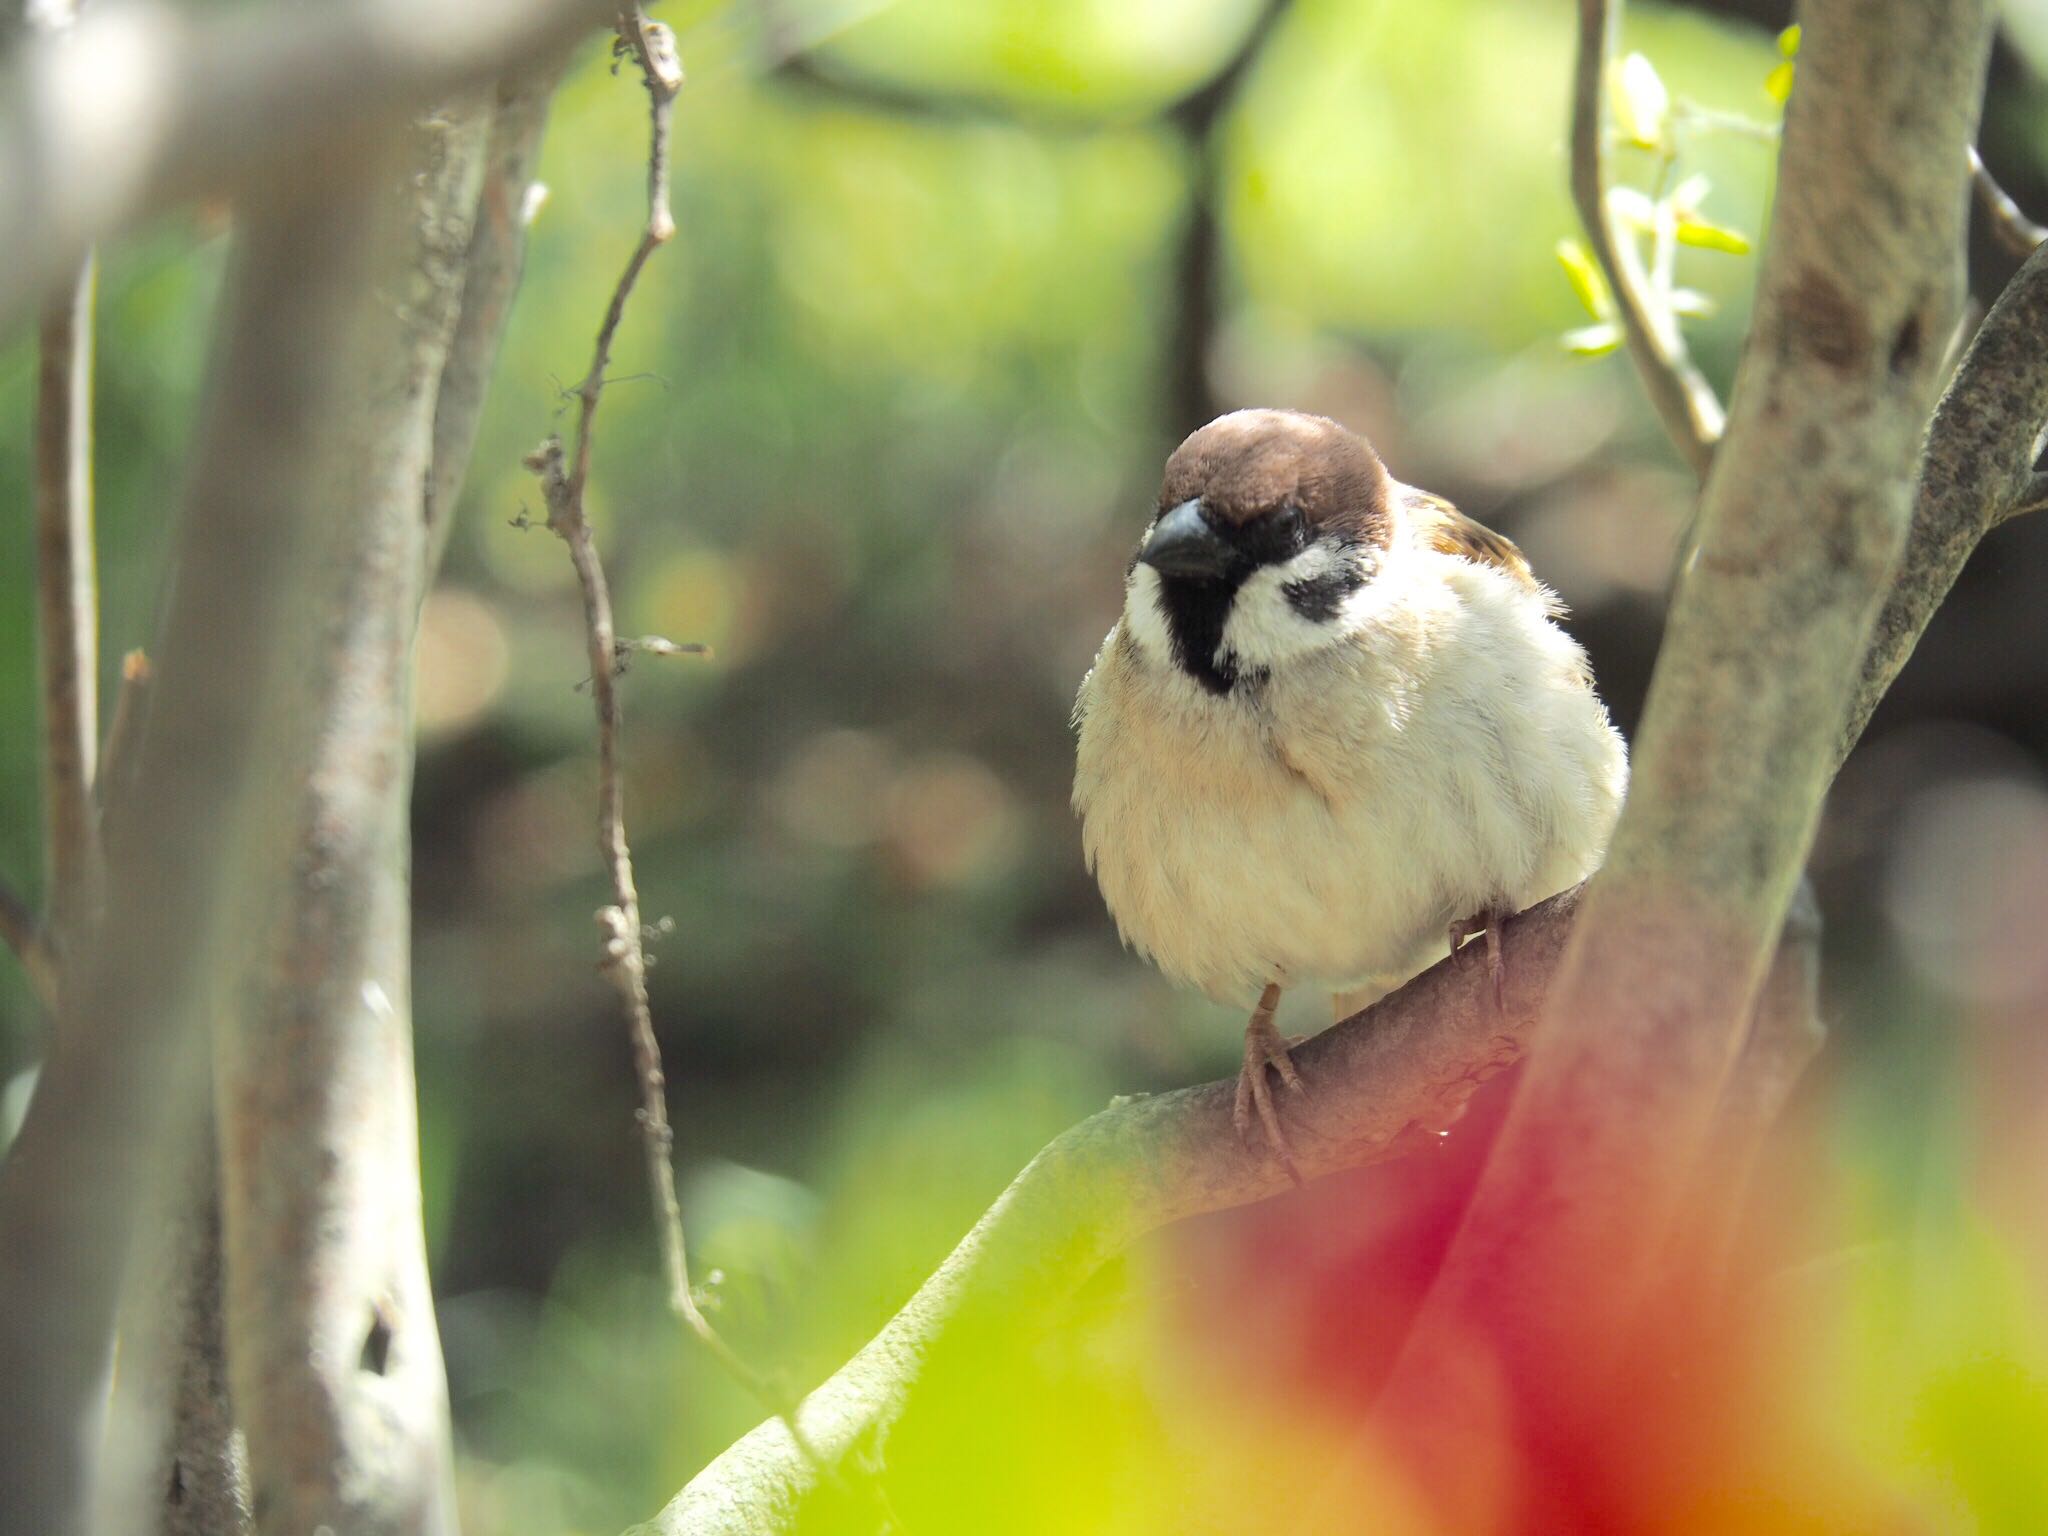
[8, 1, 2048, 1529]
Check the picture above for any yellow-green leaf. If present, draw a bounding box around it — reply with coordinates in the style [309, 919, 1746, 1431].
[1670, 173, 1713, 216]
[1562, 322, 1623, 356]
[1675, 216, 1752, 255]
[1610, 52, 1670, 150]
[1765, 59, 1795, 105]
[1554, 239, 1613, 319]
[1778, 23, 1802, 58]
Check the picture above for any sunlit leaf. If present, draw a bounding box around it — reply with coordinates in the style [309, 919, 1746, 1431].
[1778, 22, 1803, 58]
[1670, 173, 1712, 215]
[1610, 52, 1671, 150]
[1562, 322, 1624, 356]
[1554, 238, 1613, 318]
[1764, 59, 1795, 105]
[1669, 288, 1717, 317]
[1675, 216, 1752, 254]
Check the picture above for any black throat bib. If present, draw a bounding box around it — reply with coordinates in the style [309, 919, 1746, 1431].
[1156, 571, 1249, 696]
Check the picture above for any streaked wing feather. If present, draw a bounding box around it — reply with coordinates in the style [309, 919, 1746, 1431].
[1402, 486, 1535, 586]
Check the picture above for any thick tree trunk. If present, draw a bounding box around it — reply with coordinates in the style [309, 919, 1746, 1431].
[204, 106, 488, 1536]
[1371, 0, 1995, 1516]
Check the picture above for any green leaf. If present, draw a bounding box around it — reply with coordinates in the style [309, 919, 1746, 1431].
[1554, 239, 1613, 319]
[1675, 216, 1752, 254]
[1610, 52, 1670, 151]
[1562, 322, 1623, 356]
[1764, 59, 1795, 105]
[1778, 23, 1802, 58]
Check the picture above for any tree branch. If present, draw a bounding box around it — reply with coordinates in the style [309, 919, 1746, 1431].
[0, 879, 57, 1010]
[1671, 876, 1825, 1291]
[1970, 144, 2046, 258]
[210, 104, 495, 1536]
[528, 4, 687, 1324]
[637, 887, 1581, 1535]
[426, 60, 566, 570]
[1843, 236, 2048, 764]
[33, 244, 99, 944]
[1570, 0, 1723, 480]
[2010, 467, 2048, 522]
[0, 123, 436, 1536]
[97, 648, 152, 815]
[97, 52, 570, 1536]
[1375, 0, 1992, 1490]
[100, 1123, 251, 1536]
[0, 0, 620, 335]
[525, 10, 796, 1427]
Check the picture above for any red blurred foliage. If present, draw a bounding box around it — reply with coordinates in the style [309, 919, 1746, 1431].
[1159, 1059, 1959, 1535]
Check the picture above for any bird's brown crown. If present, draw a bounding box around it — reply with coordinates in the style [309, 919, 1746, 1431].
[1158, 409, 1393, 545]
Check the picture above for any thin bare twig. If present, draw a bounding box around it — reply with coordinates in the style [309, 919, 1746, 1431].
[30, 0, 100, 942]
[97, 648, 151, 814]
[1570, 0, 1723, 480]
[0, 881, 57, 1009]
[526, 6, 818, 1455]
[1971, 145, 2047, 258]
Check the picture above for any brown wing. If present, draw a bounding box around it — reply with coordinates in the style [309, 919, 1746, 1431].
[1401, 485, 1543, 593]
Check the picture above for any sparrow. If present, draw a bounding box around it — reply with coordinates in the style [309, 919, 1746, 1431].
[1072, 409, 1628, 1177]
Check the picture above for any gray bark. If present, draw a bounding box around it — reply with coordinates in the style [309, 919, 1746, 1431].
[206, 104, 491, 1536]
[0, 114, 416, 1536]
[1844, 237, 2048, 762]
[101, 70, 564, 1536]
[97, 1126, 253, 1536]
[1376, 0, 1996, 1453]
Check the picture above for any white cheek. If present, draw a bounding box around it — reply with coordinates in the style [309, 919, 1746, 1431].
[1222, 544, 1372, 668]
[1121, 563, 1175, 663]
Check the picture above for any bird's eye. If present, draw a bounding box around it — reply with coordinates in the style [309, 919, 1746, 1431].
[1277, 505, 1306, 550]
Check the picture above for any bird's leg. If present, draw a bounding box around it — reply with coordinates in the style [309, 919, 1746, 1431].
[1233, 982, 1307, 1185]
[1448, 908, 1508, 1015]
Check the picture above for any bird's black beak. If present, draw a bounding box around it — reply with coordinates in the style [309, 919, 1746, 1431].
[1137, 499, 1235, 580]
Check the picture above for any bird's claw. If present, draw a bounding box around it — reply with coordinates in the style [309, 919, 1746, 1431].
[1234, 985, 1308, 1186]
[1448, 910, 1508, 1016]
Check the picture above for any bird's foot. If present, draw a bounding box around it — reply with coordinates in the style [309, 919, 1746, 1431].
[1448, 908, 1508, 1015]
[1233, 982, 1308, 1186]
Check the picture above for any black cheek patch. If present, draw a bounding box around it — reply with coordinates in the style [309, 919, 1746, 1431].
[1281, 566, 1366, 622]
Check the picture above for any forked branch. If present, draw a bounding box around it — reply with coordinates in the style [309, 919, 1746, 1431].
[1374, 0, 1994, 1494]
